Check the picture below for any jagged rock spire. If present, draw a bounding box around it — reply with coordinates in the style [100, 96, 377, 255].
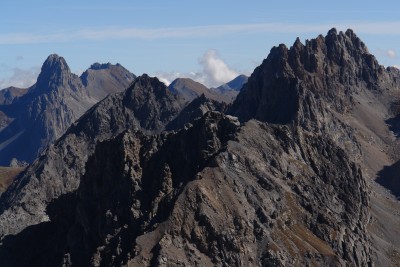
[35, 54, 76, 93]
[229, 28, 389, 124]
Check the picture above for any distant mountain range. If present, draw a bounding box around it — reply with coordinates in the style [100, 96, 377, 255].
[0, 56, 245, 166]
[0, 54, 136, 165]
[167, 75, 247, 103]
[0, 29, 400, 266]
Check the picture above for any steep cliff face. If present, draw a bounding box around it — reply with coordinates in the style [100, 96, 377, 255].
[0, 29, 399, 266]
[0, 54, 135, 165]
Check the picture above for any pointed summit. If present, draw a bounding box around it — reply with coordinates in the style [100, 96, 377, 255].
[35, 54, 77, 92]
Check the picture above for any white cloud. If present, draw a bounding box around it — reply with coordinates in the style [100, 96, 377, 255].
[3, 21, 400, 44]
[155, 50, 239, 88]
[152, 71, 182, 86]
[199, 50, 238, 86]
[157, 76, 173, 86]
[387, 49, 397, 58]
[0, 67, 40, 89]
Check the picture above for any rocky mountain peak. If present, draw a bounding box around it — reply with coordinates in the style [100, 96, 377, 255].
[79, 62, 136, 98]
[229, 28, 391, 125]
[123, 74, 186, 131]
[34, 54, 80, 94]
[125, 74, 173, 101]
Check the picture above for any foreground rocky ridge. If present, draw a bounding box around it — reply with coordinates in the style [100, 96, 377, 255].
[0, 29, 400, 266]
[0, 112, 369, 266]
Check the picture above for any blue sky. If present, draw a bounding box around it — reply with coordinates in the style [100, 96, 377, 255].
[1, 0, 400, 88]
